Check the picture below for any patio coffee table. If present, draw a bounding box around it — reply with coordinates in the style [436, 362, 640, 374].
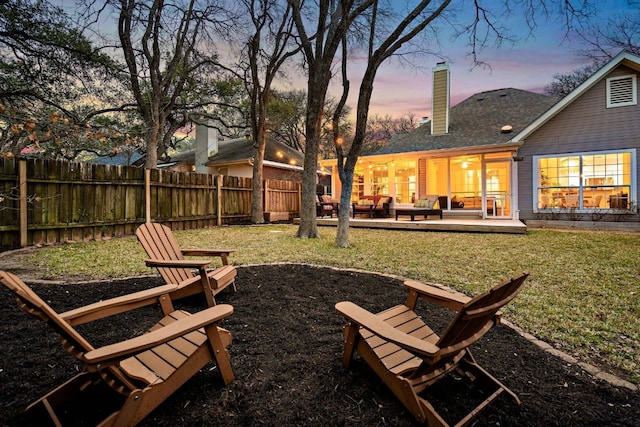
[395, 207, 443, 221]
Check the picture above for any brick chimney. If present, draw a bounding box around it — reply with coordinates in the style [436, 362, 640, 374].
[195, 122, 218, 173]
[431, 62, 450, 135]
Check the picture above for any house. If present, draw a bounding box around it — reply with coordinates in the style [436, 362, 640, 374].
[159, 124, 305, 182]
[320, 51, 640, 225]
[513, 50, 640, 223]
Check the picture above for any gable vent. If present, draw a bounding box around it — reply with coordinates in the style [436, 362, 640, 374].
[607, 74, 637, 108]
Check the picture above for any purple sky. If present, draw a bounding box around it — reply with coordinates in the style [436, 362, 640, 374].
[325, 0, 634, 120]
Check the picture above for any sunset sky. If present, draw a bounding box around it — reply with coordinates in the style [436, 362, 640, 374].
[320, 0, 636, 120]
[57, 0, 635, 121]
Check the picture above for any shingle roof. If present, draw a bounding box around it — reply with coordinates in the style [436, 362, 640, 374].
[88, 151, 144, 166]
[206, 137, 304, 166]
[374, 88, 559, 155]
[161, 136, 304, 167]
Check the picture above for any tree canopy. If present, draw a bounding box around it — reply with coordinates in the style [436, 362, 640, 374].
[0, 0, 123, 159]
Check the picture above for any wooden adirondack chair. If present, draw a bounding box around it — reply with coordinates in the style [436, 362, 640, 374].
[0, 270, 235, 427]
[336, 272, 529, 426]
[136, 222, 237, 306]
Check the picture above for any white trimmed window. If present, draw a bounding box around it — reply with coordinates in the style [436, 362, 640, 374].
[534, 150, 636, 212]
[606, 74, 637, 108]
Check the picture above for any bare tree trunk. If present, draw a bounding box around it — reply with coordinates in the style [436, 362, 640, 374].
[144, 123, 159, 169]
[295, 82, 326, 238]
[335, 170, 353, 247]
[334, 69, 376, 246]
[251, 129, 267, 224]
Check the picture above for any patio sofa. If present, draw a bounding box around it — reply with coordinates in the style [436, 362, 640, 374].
[352, 195, 392, 218]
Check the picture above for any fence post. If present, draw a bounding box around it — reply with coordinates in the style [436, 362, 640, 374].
[297, 182, 302, 217]
[19, 160, 27, 247]
[145, 168, 151, 223]
[216, 174, 223, 226]
[263, 179, 269, 213]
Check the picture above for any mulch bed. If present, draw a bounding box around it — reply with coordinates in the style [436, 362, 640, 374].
[1, 264, 638, 426]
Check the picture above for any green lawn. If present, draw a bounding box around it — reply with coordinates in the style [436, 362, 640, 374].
[22, 224, 640, 384]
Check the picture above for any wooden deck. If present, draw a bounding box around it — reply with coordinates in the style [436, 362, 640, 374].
[300, 215, 527, 234]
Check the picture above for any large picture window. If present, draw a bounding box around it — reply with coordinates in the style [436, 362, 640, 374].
[535, 150, 635, 211]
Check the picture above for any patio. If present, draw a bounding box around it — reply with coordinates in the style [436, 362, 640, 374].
[307, 214, 527, 234]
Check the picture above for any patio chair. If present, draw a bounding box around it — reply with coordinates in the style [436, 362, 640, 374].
[316, 195, 336, 217]
[136, 222, 237, 307]
[0, 270, 235, 426]
[336, 272, 529, 426]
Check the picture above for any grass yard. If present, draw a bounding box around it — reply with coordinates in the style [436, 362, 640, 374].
[15, 224, 640, 384]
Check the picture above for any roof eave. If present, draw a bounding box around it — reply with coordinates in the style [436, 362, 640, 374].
[319, 141, 523, 165]
[252, 159, 304, 172]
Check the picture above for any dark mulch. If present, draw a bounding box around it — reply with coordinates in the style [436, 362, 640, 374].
[1, 264, 638, 426]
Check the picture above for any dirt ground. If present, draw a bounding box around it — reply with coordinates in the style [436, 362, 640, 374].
[1, 264, 639, 426]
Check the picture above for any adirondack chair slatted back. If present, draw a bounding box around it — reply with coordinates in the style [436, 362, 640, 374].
[437, 272, 529, 357]
[136, 222, 194, 285]
[0, 270, 139, 394]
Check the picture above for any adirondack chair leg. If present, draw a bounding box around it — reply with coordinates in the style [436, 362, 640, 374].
[99, 389, 145, 427]
[198, 267, 217, 306]
[341, 322, 359, 368]
[457, 350, 521, 405]
[205, 325, 235, 385]
[405, 289, 419, 310]
[353, 339, 448, 426]
[159, 293, 175, 315]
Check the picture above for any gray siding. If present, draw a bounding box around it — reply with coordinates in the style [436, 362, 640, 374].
[518, 65, 640, 220]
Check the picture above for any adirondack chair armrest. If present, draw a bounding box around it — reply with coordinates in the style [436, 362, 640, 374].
[336, 301, 441, 363]
[83, 304, 234, 367]
[144, 259, 212, 269]
[404, 279, 471, 311]
[181, 249, 234, 264]
[181, 249, 234, 257]
[60, 284, 179, 326]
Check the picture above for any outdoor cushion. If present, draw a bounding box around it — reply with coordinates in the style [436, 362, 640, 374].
[319, 195, 333, 203]
[376, 196, 391, 206]
[414, 199, 432, 209]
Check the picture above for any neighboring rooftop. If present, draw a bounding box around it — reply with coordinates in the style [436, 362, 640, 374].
[375, 88, 559, 155]
[87, 150, 144, 166]
[206, 136, 303, 167]
[159, 136, 304, 168]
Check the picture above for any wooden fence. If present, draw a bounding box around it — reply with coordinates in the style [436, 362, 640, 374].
[0, 158, 301, 249]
